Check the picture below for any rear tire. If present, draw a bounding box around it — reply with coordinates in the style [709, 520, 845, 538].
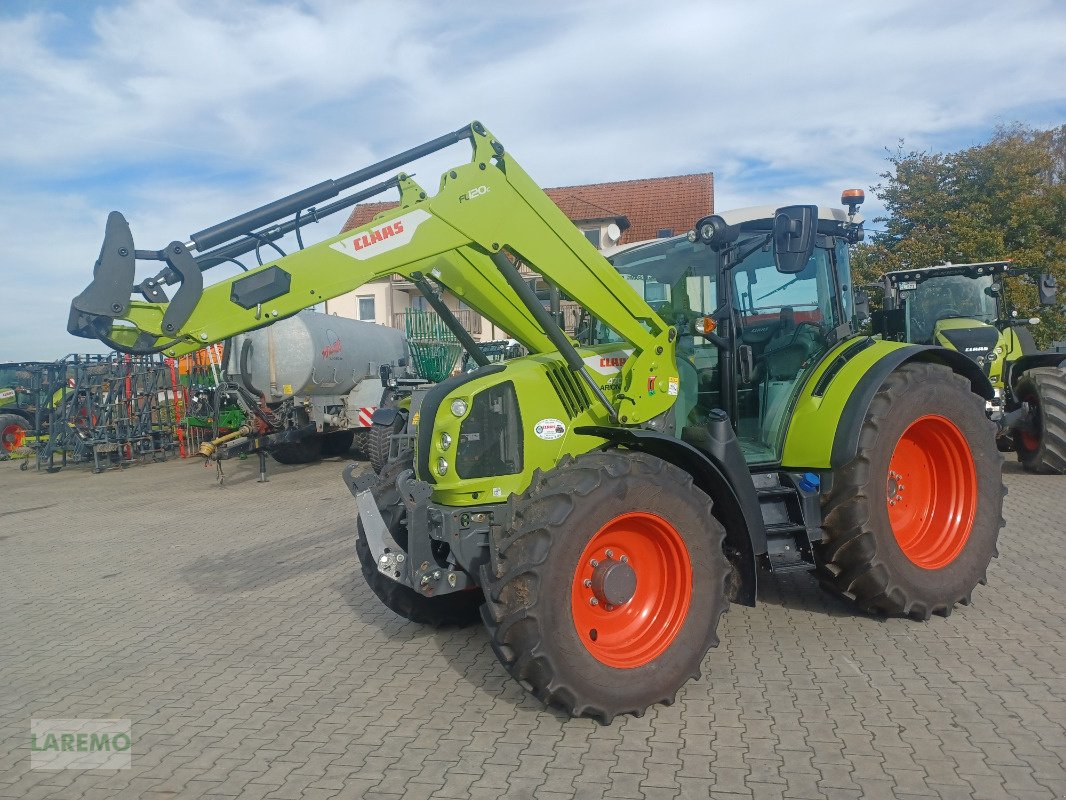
[818, 362, 1004, 619]
[0, 413, 28, 454]
[1012, 367, 1066, 474]
[480, 450, 731, 724]
[269, 436, 323, 465]
[355, 454, 483, 626]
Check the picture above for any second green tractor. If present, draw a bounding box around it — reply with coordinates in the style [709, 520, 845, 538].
[872, 260, 1065, 473]
[68, 122, 1006, 723]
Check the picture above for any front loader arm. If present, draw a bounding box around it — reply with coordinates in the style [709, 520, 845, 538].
[68, 121, 677, 424]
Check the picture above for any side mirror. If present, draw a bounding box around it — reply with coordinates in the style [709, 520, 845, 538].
[853, 289, 871, 325]
[1038, 272, 1058, 306]
[773, 205, 817, 274]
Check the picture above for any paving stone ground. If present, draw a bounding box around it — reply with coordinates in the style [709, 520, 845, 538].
[0, 453, 1064, 800]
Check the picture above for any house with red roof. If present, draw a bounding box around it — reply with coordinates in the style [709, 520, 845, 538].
[324, 172, 713, 340]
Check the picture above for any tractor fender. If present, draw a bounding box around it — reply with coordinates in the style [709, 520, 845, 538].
[2, 407, 35, 425]
[1005, 353, 1066, 390]
[830, 344, 995, 468]
[370, 406, 404, 427]
[575, 420, 763, 607]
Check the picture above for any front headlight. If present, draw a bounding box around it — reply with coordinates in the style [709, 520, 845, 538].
[450, 398, 468, 417]
[437, 457, 449, 476]
[439, 432, 452, 450]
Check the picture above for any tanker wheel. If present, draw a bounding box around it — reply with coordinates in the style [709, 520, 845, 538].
[321, 430, 356, 458]
[0, 414, 28, 454]
[269, 436, 323, 465]
[368, 415, 404, 473]
[818, 362, 1004, 620]
[1012, 367, 1066, 474]
[479, 450, 730, 724]
[355, 454, 483, 627]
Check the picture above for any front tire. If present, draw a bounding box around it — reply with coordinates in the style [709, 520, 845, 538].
[1012, 367, 1066, 474]
[480, 450, 731, 724]
[818, 362, 1004, 619]
[355, 455, 483, 627]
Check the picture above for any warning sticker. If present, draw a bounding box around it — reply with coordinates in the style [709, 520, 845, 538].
[668, 376, 679, 396]
[282, 384, 293, 395]
[534, 418, 566, 441]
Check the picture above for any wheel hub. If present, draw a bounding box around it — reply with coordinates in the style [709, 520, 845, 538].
[886, 469, 904, 505]
[591, 557, 637, 607]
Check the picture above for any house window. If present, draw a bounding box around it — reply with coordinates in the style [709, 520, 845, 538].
[357, 296, 376, 321]
[583, 228, 601, 249]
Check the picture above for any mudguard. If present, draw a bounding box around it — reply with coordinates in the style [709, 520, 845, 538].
[575, 418, 763, 607]
[782, 338, 994, 471]
[1005, 353, 1066, 390]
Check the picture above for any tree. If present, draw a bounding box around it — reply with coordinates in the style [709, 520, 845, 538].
[855, 124, 1066, 347]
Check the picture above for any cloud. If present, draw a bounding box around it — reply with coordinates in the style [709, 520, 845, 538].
[0, 0, 1063, 359]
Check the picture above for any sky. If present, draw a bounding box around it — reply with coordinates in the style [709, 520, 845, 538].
[1, 0, 1064, 360]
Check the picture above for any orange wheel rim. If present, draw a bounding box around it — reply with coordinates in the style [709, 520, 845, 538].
[571, 512, 692, 668]
[886, 414, 977, 570]
[1, 421, 25, 452]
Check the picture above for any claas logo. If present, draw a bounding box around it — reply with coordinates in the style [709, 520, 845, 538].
[599, 356, 627, 368]
[351, 220, 405, 252]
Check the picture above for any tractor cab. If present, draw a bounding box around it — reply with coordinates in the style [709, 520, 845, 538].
[606, 204, 863, 465]
[881, 262, 1010, 365]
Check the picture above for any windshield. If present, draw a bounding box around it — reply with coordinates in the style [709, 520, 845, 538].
[900, 273, 998, 340]
[731, 236, 839, 332]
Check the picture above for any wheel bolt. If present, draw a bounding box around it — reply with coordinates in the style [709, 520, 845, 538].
[605, 549, 614, 558]
[590, 559, 599, 567]
[583, 579, 592, 588]
[589, 597, 599, 606]
[605, 604, 614, 611]
[620, 555, 629, 563]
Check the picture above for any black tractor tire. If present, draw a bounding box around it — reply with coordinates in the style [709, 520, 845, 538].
[0, 413, 29, 454]
[350, 428, 371, 458]
[1013, 367, 1066, 474]
[320, 430, 356, 458]
[269, 436, 323, 465]
[368, 415, 404, 473]
[355, 454, 484, 626]
[479, 450, 731, 724]
[818, 362, 1004, 620]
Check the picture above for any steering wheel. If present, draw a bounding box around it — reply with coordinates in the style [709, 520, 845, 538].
[934, 308, 967, 323]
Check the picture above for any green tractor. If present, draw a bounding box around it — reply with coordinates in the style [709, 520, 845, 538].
[68, 122, 1005, 723]
[0, 361, 64, 456]
[873, 261, 1065, 473]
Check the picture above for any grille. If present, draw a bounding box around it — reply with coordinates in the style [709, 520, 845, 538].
[544, 362, 590, 419]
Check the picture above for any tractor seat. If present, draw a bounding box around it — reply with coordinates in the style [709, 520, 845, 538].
[761, 308, 818, 381]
